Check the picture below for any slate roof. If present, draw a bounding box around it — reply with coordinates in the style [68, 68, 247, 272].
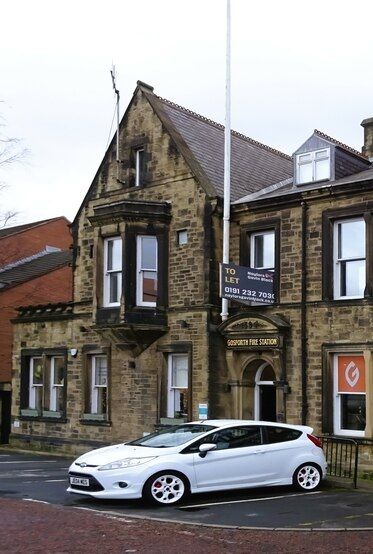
[234, 166, 373, 204]
[313, 129, 367, 161]
[148, 92, 293, 202]
[0, 250, 72, 289]
[0, 217, 69, 239]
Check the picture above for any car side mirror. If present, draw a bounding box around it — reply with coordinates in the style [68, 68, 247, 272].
[198, 443, 217, 458]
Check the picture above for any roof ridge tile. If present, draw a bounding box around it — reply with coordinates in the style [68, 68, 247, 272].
[156, 94, 291, 160]
[314, 129, 367, 160]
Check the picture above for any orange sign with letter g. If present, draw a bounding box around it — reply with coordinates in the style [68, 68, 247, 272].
[338, 355, 365, 393]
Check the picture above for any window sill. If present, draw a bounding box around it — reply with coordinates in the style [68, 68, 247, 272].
[160, 417, 188, 426]
[80, 414, 111, 426]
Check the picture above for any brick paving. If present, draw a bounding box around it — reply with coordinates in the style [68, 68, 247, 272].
[0, 498, 371, 553]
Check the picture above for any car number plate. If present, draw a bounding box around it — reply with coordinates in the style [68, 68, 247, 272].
[70, 476, 89, 487]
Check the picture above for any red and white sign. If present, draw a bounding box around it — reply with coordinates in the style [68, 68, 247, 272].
[337, 355, 365, 393]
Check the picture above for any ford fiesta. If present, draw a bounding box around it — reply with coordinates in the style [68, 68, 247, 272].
[67, 420, 327, 506]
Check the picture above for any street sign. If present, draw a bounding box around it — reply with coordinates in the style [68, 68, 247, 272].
[220, 262, 274, 305]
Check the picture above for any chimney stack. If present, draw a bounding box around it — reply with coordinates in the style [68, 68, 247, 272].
[361, 117, 373, 160]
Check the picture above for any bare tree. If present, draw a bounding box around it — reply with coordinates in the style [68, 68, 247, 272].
[0, 110, 29, 227]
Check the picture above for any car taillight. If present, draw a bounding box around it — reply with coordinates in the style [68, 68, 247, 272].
[307, 434, 322, 448]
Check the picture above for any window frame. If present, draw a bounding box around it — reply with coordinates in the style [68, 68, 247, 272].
[250, 230, 275, 271]
[49, 355, 65, 412]
[20, 349, 67, 420]
[136, 235, 158, 307]
[90, 354, 109, 416]
[296, 147, 330, 185]
[333, 217, 366, 300]
[240, 219, 280, 303]
[29, 356, 43, 411]
[135, 148, 145, 187]
[322, 206, 373, 302]
[167, 353, 189, 419]
[103, 236, 122, 307]
[333, 353, 366, 438]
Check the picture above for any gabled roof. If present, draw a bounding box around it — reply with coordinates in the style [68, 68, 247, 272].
[145, 90, 293, 202]
[0, 217, 70, 240]
[313, 129, 367, 161]
[0, 250, 72, 290]
[73, 81, 294, 223]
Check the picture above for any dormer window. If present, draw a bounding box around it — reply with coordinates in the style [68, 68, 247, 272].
[296, 148, 330, 185]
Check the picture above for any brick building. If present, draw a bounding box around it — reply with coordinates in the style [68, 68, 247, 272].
[0, 218, 72, 442]
[9, 83, 373, 467]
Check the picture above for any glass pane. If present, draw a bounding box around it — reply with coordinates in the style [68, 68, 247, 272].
[55, 387, 64, 412]
[253, 235, 263, 267]
[96, 387, 107, 415]
[172, 389, 188, 417]
[109, 272, 121, 303]
[172, 356, 188, 388]
[298, 162, 313, 183]
[253, 233, 274, 269]
[299, 153, 312, 162]
[341, 394, 366, 431]
[53, 357, 65, 385]
[315, 149, 328, 159]
[344, 260, 365, 297]
[95, 357, 108, 386]
[315, 158, 330, 180]
[34, 386, 43, 412]
[141, 236, 157, 269]
[142, 270, 157, 302]
[32, 358, 43, 384]
[339, 220, 365, 259]
[107, 239, 122, 271]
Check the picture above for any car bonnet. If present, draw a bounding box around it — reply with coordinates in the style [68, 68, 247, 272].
[74, 443, 178, 466]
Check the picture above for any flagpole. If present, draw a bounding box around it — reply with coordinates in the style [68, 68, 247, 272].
[221, 0, 231, 321]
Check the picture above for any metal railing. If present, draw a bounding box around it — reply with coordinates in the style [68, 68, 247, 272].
[321, 436, 359, 488]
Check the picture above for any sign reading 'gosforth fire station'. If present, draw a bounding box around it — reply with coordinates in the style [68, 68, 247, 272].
[220, 263, 274, 305]
[226, 337, 280, 349]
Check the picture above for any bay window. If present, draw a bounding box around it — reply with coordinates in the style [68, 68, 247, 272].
[136, 235, 158, 307]
[103, 237, 122, 307]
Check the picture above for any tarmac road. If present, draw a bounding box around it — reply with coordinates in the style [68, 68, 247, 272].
[0, 449, 372, 531]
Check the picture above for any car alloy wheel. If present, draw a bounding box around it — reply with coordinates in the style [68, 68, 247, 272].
[144, 472, 188, 505]
[293, 463, 321, 491]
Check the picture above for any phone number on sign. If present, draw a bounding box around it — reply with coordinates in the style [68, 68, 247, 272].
[224, 287, 274, 300]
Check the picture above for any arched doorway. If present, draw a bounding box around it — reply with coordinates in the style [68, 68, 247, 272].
[255, 362, 277, 421]
[242, 359, 277, 422]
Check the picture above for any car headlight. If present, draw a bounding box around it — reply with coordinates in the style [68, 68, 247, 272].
[98, 457, 157, 471]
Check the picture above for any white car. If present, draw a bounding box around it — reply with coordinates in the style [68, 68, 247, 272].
[67, 420, 327, 506]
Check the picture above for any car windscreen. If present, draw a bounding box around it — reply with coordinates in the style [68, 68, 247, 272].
[127, 424, 216, 448]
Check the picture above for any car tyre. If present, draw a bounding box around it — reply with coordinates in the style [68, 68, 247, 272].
[143, 471, 190, 506]
[293, 463, 322, 492]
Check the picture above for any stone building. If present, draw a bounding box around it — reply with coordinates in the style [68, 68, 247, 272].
[10, 82, 373, 466]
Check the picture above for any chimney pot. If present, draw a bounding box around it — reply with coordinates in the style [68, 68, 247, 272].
[361, 117, 373, 160]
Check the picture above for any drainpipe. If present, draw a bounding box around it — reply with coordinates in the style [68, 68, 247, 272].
[301, 201, 308, 425]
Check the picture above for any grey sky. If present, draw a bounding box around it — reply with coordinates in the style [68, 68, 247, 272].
[1, 0, 372, 225]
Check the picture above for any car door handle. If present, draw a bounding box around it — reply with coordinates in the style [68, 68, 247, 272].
[254, 449, 264, 454]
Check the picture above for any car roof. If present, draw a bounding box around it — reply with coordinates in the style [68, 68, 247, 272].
[188, 419, 313, 433]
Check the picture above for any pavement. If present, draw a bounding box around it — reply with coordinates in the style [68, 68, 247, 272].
[0, 447, 372, 552]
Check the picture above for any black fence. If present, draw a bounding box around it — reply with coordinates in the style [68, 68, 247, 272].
[321, 436, 359, 488]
